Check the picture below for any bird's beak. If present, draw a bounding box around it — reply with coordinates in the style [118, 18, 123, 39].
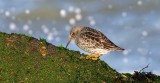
[66, 35, 72, 48]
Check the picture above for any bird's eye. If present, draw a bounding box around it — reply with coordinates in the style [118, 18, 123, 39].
[72, 33, 75, 36]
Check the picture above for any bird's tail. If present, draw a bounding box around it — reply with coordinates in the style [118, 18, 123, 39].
[115, 47, 125, 51]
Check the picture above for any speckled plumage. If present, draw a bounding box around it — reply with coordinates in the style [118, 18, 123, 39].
[66, 26, 124, 60]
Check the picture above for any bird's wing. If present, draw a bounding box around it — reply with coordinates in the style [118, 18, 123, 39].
[79, 27, 104, 48]
[81, 27, 124, 51]
[98, 31, 124, 51]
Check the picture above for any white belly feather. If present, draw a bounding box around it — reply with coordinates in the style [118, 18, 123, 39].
[88, 48, 110, 54]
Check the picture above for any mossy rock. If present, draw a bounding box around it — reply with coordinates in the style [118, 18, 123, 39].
[0, 32, 160, 83]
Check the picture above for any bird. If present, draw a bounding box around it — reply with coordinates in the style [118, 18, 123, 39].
[66, 26, 124, 60]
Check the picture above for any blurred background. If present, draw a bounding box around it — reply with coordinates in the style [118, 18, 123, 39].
[0, 0, 160, 75]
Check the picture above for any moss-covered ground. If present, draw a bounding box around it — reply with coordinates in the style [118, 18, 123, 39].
[0, 32, 160, 83]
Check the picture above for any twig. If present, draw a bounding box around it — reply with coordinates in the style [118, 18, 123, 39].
[139, 63, 150, 72]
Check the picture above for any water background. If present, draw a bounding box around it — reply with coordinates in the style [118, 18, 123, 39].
[0, 0, 160, 75]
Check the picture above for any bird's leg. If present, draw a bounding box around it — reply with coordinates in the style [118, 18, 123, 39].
[97, 54, 103, 58]
[86, 54, 95, 59]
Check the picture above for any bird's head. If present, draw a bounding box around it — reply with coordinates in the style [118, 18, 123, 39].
[66, 26, 84, 48]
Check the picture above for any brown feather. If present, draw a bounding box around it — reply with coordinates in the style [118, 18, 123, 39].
[82, 27, 124, 51]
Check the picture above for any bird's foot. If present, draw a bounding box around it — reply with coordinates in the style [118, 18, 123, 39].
[86, 54, 94, 59]
[86, 54, 102, 60]
[91, 57, 98, 60]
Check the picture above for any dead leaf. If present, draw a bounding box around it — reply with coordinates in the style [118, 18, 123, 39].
[40, 46, 47, 57]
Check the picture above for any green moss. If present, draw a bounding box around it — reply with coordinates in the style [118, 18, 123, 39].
[40, 38, 50, 45]
[0, 32, 159, 83]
